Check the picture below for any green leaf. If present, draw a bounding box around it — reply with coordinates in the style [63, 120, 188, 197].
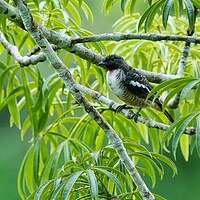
[24, 145, 36, 193]
[49, 178, 62, 200]
[21, 69, 36, 135]
[162, 0, 173, 28]
[194, 84, 200, 107]
[138, 4, 153, 31]
[148, 0, 152, 6]
[192, 0, 200, 8]
[81, 1, 94, 23]
[152, 153, 177, 176]
[67, 2, 81, 25]
[180, 134, 189, 161]
[147, 78, 195, 101]
[33, 140, 41, 185]
[184, 0, 195, 31]
[162, 82, 187, 109]
[61, 171, 83, 200]
[62, 9, 69, 25]
[94, 167, 122, 192]
[86, 169, 98, 198]
[21, 116, 31, 140]
[138, 0, 165, 31]
[0, 64, 18, 106]
[129, 0, 136, 13]
[196, 116, 200, 157]
[0, 60, 7, 70]
[121, 0, 128, 12]
[141, 159, 156, 187]
[78, 0, 83, 6]
[34, 180, 54, 200]
[41, 142, 65, 184]
[154, 193, 167, 200]
[7, 68, 21, 129]
[172, 112, 200, 158]
[52, 0, 62, 8]
[17, 145, 33, 200]
[103, 0, 116, 13]
[180, 79, 200, 99]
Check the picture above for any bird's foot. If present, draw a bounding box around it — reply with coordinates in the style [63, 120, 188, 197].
[115, 104, 132, 113]
[133, 108, 142, 122]
[133, 112, 141, 123]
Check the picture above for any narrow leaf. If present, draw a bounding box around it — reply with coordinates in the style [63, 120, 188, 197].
[172, 112, 199, 158]
[61, 171, 83, 200]
[162, 0, 173, 28]
[184, 0, 195, 31]
[86, 169, 98, 198]
[196, 116, 200, 156]
[121, 0, 128, 12]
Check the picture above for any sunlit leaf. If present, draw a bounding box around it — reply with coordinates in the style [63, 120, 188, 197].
[86, 169, 98, 197]
[61, 171, 83, 200]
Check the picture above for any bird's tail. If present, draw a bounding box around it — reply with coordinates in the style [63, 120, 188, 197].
[154, 98, 174, 123]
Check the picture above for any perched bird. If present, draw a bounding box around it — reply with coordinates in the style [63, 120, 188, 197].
[99, 54, 173, 122]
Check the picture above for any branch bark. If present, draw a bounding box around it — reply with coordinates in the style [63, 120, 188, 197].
[70, 32, 200, 45]
[168, 7, 198, 109]
[0, 31, 46, 65]
[15, 0, 155, 199]
[0, 0, 178, 83]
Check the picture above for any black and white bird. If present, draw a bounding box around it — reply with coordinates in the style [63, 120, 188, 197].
[99, 54, 173, 122]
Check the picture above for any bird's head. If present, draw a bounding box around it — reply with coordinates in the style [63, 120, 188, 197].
[98, 54, 125, 70]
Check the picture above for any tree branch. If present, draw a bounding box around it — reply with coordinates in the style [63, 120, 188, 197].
[0, 26, 195, 135]
[168, 7, 198, 109]
[0, 0, 178, 83]
[70, 32, 200, 45]
[74, 84, 196, 135]
[15, 0, 155, 199]
[0, 0, 24, 28]
[0, 0, 195, 135]
[0, 31, 46, 65]
[167, 40, 191, 108]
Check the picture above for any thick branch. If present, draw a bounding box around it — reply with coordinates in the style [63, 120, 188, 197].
[0, 0, 177, 83]
[70, 33, 200, 45]
[16, 0, 155, 199]
[74, 84, 195, 135]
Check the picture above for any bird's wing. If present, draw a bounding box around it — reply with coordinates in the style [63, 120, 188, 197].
[124, 69, 153, 99]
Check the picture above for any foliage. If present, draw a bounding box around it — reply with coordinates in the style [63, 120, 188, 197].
[0, 0, 200, 199]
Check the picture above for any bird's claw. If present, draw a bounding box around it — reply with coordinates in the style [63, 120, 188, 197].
[133, 112, 141, 123]
[115, 104, 132, 113]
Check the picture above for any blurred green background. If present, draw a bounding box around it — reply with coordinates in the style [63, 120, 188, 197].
[0, 0, 200, 199]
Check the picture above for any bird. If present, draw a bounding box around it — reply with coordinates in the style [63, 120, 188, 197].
[98, 54, 174, 123]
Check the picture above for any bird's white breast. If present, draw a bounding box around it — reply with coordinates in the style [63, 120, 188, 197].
[106, 69, 124, 97]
